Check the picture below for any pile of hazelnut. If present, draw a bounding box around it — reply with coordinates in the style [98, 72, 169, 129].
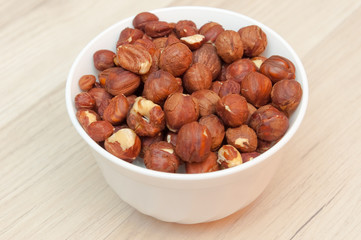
[74, 12, 303, 174]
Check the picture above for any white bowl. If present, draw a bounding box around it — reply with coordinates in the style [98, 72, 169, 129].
[65, 6, 308, 224]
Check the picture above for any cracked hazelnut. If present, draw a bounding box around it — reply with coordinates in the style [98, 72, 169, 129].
[193, 43, 222, 80]
[86, 120, 114, 142]
[74, 92, 95, 110]
[93, 50, 116, 71]
[103, 94, 129, 125]
[143, 70, 182, 105]
[185, 152, 219, 173]
[175, 121, 212, 163]
[175, 20, 198, 38]
[104, 128, 141, 162]
[127, 97, 165, 137]
[238, 25, 267, 57]
[240, 72, 272, 107]
[78, 74, 96, 91]
[241, 152, 260, 163]
[226, 125, 258, 153]
[260, 55, 296, 83]
[144, 21, 173, 38]
[199, 22, 224, 43]
[216, 94, 248, 127]
[76, 109, 100, 130]
[218, 80, 241, 98]
[144, 141, 180, 173]
[104, 69, 141, 96]
[180, 34, 205, 50]
[251, 56, 267, 70]
[191, 89, 220, 117]
[249, 105, 289, 141]
[215, 30, 244, 63]
[133, 12, 159, 31]
[217, 145, 243, 169]
[116, 44, 152, 75]
[183, 63, 212, 93]
[159, 42, 192, 77]
[199, 114, 225, 151]
[116, 27, 144, 47]
[271, 79, 303, 117]
[225, 58, 256, 84]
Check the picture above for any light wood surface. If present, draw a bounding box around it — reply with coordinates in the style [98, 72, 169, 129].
[1, 0, 361, 239]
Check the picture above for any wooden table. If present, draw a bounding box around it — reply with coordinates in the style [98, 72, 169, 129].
[1, 0, 360, 239]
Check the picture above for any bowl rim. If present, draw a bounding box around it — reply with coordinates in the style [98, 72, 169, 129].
[65, 6, 308, 182]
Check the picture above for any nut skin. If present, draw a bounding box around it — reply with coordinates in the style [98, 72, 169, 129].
[93, 50, 116, 71]
[144, 21, 174, 38]
[271, 79, 303, 117]
[241, 152, 260, 163]
[163, 93, 199, 132]
[226, 125, 258, 153]
[246, 102, 257, 124]
[104, 69, 141, 96]
[102, 94, 129, 125]
[256, 138, 277, 153]
[180, 34, 206, 50]
[175, 20, 198, 38]
[134, 38, 157, 55]
[78, 75, 96, 91]
[251, 56, 267, 70]
[116, 27, 144, 47]
[139, 132, 163, 158]
[144, 141, 180, 173]
[98, 67, 124, 87]
[218, 80, 241, 98]
[199, 114, 225, 151]
[86, 120, 114, 142]
[225, 58, 256, 84]
[215, 30, 244, 63]
[153, 37, 168, 50]
[165, 131, 178, 147]
[143, 70, 182, 105]
[132, 12, 159, 31]
[104, 128, 141, 162]
[199, 22, 225, 43]
[185, 152, 219, 173]
[126, 94, 137, 107]
[193, 43, 221, 80]
[140, 48, 161, 83]
[183, 63, 212, 93]
[217, 145, 243, 169]
[76, 109, 101, 130]
[240, 72, 272, 107]
[126, 97, 165, 137]
[249, 105, 289, 141]
[87, 87, 112, 117]
[116, 44, 152, 75]
[260, 55, 296, 83]
[210, 81, 223, 95]
[191, 89, 220, 117]
[159, 42, 192, 77]
[238, 25, 267, 57]
[165, 33, 181, 47]
[74, 92, 95, 110]
[216, 94, 248, 127]
[175, 121, 212, 163]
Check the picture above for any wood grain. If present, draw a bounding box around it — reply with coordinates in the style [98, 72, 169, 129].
[1, 0, 360, 239]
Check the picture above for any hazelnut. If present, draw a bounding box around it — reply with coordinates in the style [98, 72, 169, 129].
[159, 42, 192, 77]
[251, 56, 267, 70]
[86, 120, 114, 142]
[191, 89, 220, 117]
[183, 63, 212, 93]
[175, 20, 198, 38]
[74, 92, 95, 110]
[180, 34, 206, 50]
[104, 128, 141, 162]
[78, 75, 96, 91]
[240, 72, 272, 107]
[241, 152, 260, 163]
[165, 131, 177, 147]
[271, 79, 303, 117]
[102, 94, 129, 125]
[226, 125, 258, 153]
[218, 80, 241, 98]
[246, 102, 257, 124]
[144, 141, 180, 173]
[163, 93, 199, 132]
[141, 48, 161, 83]
[104, 69, 141, 96]
[193, 43, 222, 80]
[260, 55, 296, 83]
[98, 67, 124, 87]
[116, 44, 152, 75]
[87, 87, 112, 116]
[199, 22, 225, 43]
[126, 95, 137, 107]
[93, 50, 116, 71]
[210, 81, 223, 95]
[256, 138, 277, 153]
[175, 121, 212, 163]
[215, 30, 244, 63]
[139, 132, 164, 158]
[217, 145, 243, 169]
[144, 21, 173, 38]
[116, 27, 144, 47]
[133, 12, 159, 30]
[216, 94, 248, 127]
[238, 25, 267, 57]
[199, 114, 225, 151]
[76, 109, 100, 130]
[143, 70, 182, 105]
[185, 152, 219, 173]
[165, 34, 181, 47]
[153, 37, 168, 50]
[216, 63, 229, 81]
[127, 97, 165, 137]
[133, 38, 157, 55]
[225, 58, 256, 84]
[249, 105, 289, 141]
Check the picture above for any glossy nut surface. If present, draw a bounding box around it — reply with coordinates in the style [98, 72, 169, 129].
[144, 141, 180, 173]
